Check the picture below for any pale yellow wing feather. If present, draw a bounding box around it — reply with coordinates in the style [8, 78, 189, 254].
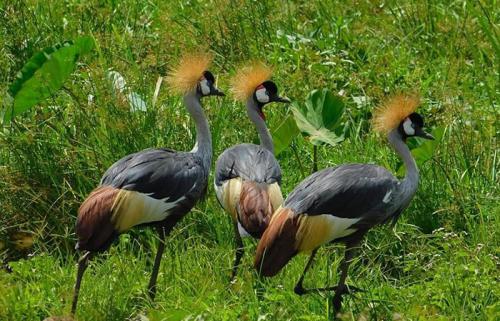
[221, 178, 243, 220]
[111, 190, 184, 232]
[295, 214, 360, 252]
[111, 190, 145, 232]
[267, 182, 284, 214]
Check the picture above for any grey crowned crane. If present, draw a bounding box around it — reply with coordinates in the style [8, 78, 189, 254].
[254, 95, 434, 311]
[214, 63, 290, 281]
[71, 54, 224, 315]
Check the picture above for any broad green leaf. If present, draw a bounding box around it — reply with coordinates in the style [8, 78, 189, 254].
[397, 127, 445, 175]
[9, 44, 67, 98]
[4, 36, 94, 123]
[291, 89, 346, 146]
[272, 114, 300, 155]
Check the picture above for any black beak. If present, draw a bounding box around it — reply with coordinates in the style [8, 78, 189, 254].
[415, 128, 435, 140]
[211, 87, 225, 97]
[274, 96, 291, 103]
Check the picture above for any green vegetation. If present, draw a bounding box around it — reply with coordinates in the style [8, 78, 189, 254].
[0, 0, 498, 320]
[4, 36, 94, 123]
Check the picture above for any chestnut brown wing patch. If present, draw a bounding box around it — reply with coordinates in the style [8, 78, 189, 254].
[76, 186, 119, 252]
[237, 181, 273, 238]
[254, 207, 299, 277]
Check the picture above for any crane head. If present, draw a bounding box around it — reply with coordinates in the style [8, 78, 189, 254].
[399, 112, 434, 140]
[230, 61, 290, 120]
[373, 94, 433, 140]
[166, 53, 224, 97]
[197, 71, 225, 97]
[254, 80, 291, 105]
[251, 80, 290, 120]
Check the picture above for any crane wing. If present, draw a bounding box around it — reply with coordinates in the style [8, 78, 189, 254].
[215, 143, 281, 186]
[285, 164, 399, 225]
[100, 148, 206, 201]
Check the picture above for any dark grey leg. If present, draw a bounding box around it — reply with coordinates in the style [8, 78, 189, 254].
[332, 245, 357, 312]
[147, 226, 166, 299]
[230, 222, 244, 282]
[71, 251, 92, 315]
[293, 246, 362, 297]
[294, 249, 318, 295]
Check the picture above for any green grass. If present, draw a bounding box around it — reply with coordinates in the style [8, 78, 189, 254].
[0, 0, 499, 320]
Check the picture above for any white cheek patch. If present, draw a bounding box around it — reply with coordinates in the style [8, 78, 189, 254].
[255, 88, 269, 103]
[403, 118, 415, 136]
[200, 79, 210, 95]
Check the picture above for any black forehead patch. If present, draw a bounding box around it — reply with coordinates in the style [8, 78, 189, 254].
[261, 80, 278, 95]
[408, 112, 424, 127]
[203, 71, 215, 83]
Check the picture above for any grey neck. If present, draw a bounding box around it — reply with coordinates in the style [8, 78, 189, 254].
[184, 92, 212, 169]
[246, 98, 274, 154]
[388, 129, 419, 204]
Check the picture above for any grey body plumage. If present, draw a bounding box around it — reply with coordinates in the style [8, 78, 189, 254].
[215, 143, 281, 188]
[284, 163, 404, 230]
[102, 147, 208, 210]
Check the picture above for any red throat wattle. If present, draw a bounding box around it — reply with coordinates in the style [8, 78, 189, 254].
[258, 108, 266, 120]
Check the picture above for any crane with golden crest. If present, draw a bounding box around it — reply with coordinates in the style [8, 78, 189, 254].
[71, 53, 224, 315]
[214, 62, 290, 281]
[254, 95, 434, 311]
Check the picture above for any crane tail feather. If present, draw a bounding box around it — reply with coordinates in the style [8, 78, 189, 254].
[76, 186, 119, 252]
[254, 207, 299, 277]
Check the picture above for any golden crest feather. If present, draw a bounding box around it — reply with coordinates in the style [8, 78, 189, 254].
[231, 62, 272, 101]
[373, 94, 420, 133]
[166, 53, 213, 94]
